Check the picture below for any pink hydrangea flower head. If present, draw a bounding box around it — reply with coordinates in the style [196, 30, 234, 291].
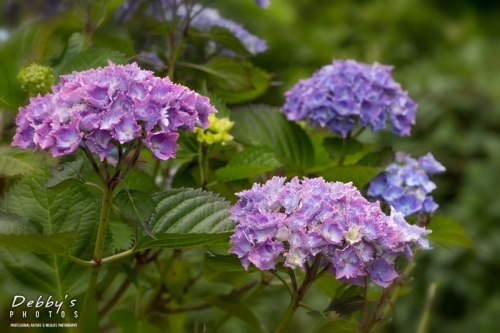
[12, 62, 216, 160]
[229, 176, 431, 288]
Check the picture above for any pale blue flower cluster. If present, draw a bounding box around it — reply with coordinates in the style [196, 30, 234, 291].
[13, 62, 215, 160]
[282, 60, 417, 137]
[229, 177, 431, 288]
[368, 152, 446, 216]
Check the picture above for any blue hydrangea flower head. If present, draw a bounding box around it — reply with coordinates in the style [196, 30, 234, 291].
[368, 152, 445, 216]
[282, 60, 417, 137]
[12, 62, 216, 160]
[229, 176, 431, 288]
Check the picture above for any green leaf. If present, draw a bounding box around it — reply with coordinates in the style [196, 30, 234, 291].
[202, 294, 265, 332]
[92, 27, 136, 56]
[230, 105, 314, 173]
[0, 146, 44, 177]
[109, 220, 134, 251]
[325, 295, 365, 316]
[185, 57, 253, 92]
[148, 188, 234, 234]
[313, 273, 344, 298]
[0, 211, 42, 234]
[427, 215, 473, 248]
[121, 168, 160, 194]
[216, 146, 282, 182]
[0, 49, 27, 110]
[0, 231, 78, 255]
[115, 189, 156, 238]
[318, 165, 382, 189]
[55, 48, 128, 76]
[134, 233, 230, 251]
[44, 157, 85, 189]
[204, 253, 257, 272]
[215, 65, 270, 104]
[201, 26, 252, 57]
[322, 138, 363, 159]
[356, 147, 394, 168]
[0, 167, 101, 297]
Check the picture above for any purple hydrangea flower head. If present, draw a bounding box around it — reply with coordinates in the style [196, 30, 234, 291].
[229, 176, 431, 288]
[253, 0, 270, 8]
[12, 62, 216, 160]
[282, 60, 417, 137]
[368, 152, 445, 216]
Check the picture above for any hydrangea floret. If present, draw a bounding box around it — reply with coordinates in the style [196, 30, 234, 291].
[229, 176, 431, 288]
[17, 63, 54, 94]
[368, 152, 446, 216]
[12, 62, 216, 160]
[282, 60, 417, 137]
[195, 113, 234, 145]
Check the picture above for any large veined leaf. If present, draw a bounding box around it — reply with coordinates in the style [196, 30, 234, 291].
[132, 188, 235, 251]
[149, 188, 234, 234]
[0, 167, 101, 298]
[215, 146, 282, 182]
[185, 57, 254, 92]
[215, 65, 270, 104]
[0, 146, 45, 177]
[230, 105, 314, 174]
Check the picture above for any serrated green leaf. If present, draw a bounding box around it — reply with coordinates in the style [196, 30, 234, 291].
[55, 48, 128, 76]
[0, 211, 42, 234]
[115, 189, 156, 239]
[0, 146, 43, 177]
[109, 220, 134, 251]
[0, 232, 78, 255]
[44, 157, 85, 189]
[216, 146, 282, 182]
[148, 188, 234, 234]
[0, 167, 101, 297]
[134, 232, 231, 251]
[230, 105, 314, 173]
[322, 137, 363, 159]
[318, 165, 382, 189]
[325, 295, 365, 316]
[202, 294, 265, 332]
[427, 215, 473, 248]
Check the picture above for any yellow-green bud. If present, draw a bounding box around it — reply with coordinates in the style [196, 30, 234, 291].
[17, 63, 54, 94]
[196, 113, 234, 145]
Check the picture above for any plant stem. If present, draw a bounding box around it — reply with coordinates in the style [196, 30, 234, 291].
[416, 283, 437, 333]
[79, 185, 113, 331]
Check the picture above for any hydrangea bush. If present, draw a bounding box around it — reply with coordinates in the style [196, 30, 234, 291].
[0, 1, 469, 333]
